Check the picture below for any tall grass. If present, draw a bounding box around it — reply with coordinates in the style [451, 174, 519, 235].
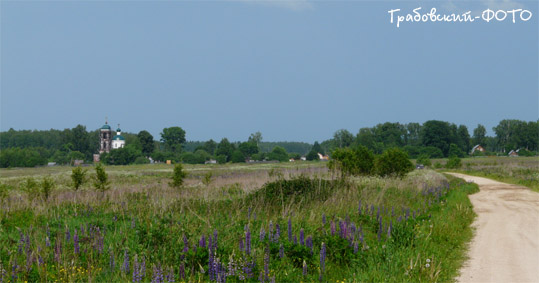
[0, 163, 477, 282]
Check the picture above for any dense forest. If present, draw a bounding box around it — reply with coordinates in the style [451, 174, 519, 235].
[0, 119, 537, 168]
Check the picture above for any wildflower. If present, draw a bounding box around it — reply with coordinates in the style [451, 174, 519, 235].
[299, 228, 305, 246]
[330, 220, 336, 236]
[74, 229, 80, 254]
[122, 250, 130, 274]
[165, 266, 175, 282]
[152, 264, 163, 283]
[425, 263, 430, 268]
[279, 244, 284, 258]
[260, 227, 265, 242]
[306, 236, 313, 255]
[319, 242, 326, 280]
[275, 223, 280, 240]
[322, 213, 327, 224]
[245, 227, 251, 255]
[302, 260, 307, 276]
[426, 259, 431, 263]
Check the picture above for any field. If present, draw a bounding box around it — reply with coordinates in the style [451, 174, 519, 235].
[0, 162, 479, 282]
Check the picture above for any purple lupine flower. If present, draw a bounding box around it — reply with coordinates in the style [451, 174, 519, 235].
[11, 261, 18, 282]
[17, 233, 24, 254]
[354, 241, 359, 254]
[74, 229, 79, 254]
[0, 263, 6, 283]
[152, 264, 163, 283]
[239, 237, 244, 252]
[287, 218, 292, 242]
[322, 213, 327, 225]
[182, 235, 189, 253]
[122, 250, 130, 273]
[260, 227, 265, 242]
[213, 229, 218, 251]
[320, 243, 326, 279]
[406, 208, 410, 220]
[264, 246, 270, 281]
[209, 251, 215, 281]
[330, 220, 336, 236]
[199, 234, 206, 248]
[299, 229, 305, 246]
[45, 236, 51, 247]
[132, 256, 141, 282]
[279, 243, 284, 258]
[227, 256, 236, 277]
[140, 256, 146, 279]
[245, 227, 251, 255]
[275, 223, 280, 241]
[65, 228, 71, 242]
[179, 262, 185, 280]
[293, 235, 297, 245]
[306, 236, 313, 255]
[165, 266, 175, 282]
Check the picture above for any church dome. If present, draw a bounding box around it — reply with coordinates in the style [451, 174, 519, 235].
[116, 128, 121, 132]
[101, 124, 111, 130]
[113, 135, 125, 141]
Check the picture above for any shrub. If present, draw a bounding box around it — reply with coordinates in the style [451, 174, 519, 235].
[41, 176, 55, 200]
[134, 156, 150, 164]
[202, 171, 213, 186]
[448, 144, 465, 158]
[170, 163, 187, 189]
[230, 150, 246, 163]
[446, 156, 462, 169]
[416, 154, 432, 167]
[328, 145, 374, 177]
[71, 166, 87, 191]
[93, 163, 110, 194]
[374, 148, 414, 178]
[23, 177, 40, 202]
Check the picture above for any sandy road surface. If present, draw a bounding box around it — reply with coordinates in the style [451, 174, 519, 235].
[446, 173, 539, 283]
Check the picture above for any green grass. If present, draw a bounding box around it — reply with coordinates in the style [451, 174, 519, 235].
[0, 164, 478, 282]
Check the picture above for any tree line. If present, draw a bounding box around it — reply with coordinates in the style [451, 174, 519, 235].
[0, 119, 536, 168]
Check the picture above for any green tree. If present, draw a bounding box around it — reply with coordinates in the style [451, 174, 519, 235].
[421, 120, 453, 157]
[216, 138, 235, 162]
[333, 129, 355, 148]
[472, 124, 487, 147]
[248, 131, 263, 147]
[170, 163, 187, 189]
[269, 146, 289, 162]
[230, 150, 246, 163]
[93, 163, 110, 195]
[238, 142, 259, 158]
[457, 125, 471, 154]
[448, 143, 465, 158]
[138, 130, 155, 156]
[374, 148, 414, 178]
[306, 141, 323, 161]
[71, 166, 87, 191]
[160, 127, 186, 152]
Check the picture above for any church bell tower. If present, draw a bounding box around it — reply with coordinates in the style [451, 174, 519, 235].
[99, 120, 112, 154]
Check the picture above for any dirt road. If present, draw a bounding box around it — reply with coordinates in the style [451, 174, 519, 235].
[446, 173, 539, 283]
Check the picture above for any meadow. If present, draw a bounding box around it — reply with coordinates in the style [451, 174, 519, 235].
[0, 162, 479, 282]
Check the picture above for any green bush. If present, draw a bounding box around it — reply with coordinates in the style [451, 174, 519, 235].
[416, 154, 432, 167]
[93, 163, 110, 194]
[170, 163, 187, 189]
[328, 145, 374, 177]
[41, 176, 55, 200]
[23, 177, 40, 202]
[374, 148, 414, 178]
[446, 156, 462, 169]
[134, 156, 150, 164]
[71, 166, 87, 191]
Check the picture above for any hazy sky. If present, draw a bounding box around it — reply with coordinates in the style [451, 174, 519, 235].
[1, 0, 537, 142]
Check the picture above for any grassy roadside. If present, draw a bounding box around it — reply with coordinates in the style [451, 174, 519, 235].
[445, 169, 539, 193]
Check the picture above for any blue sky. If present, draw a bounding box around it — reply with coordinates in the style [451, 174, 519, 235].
[1, 0, 537, 142]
